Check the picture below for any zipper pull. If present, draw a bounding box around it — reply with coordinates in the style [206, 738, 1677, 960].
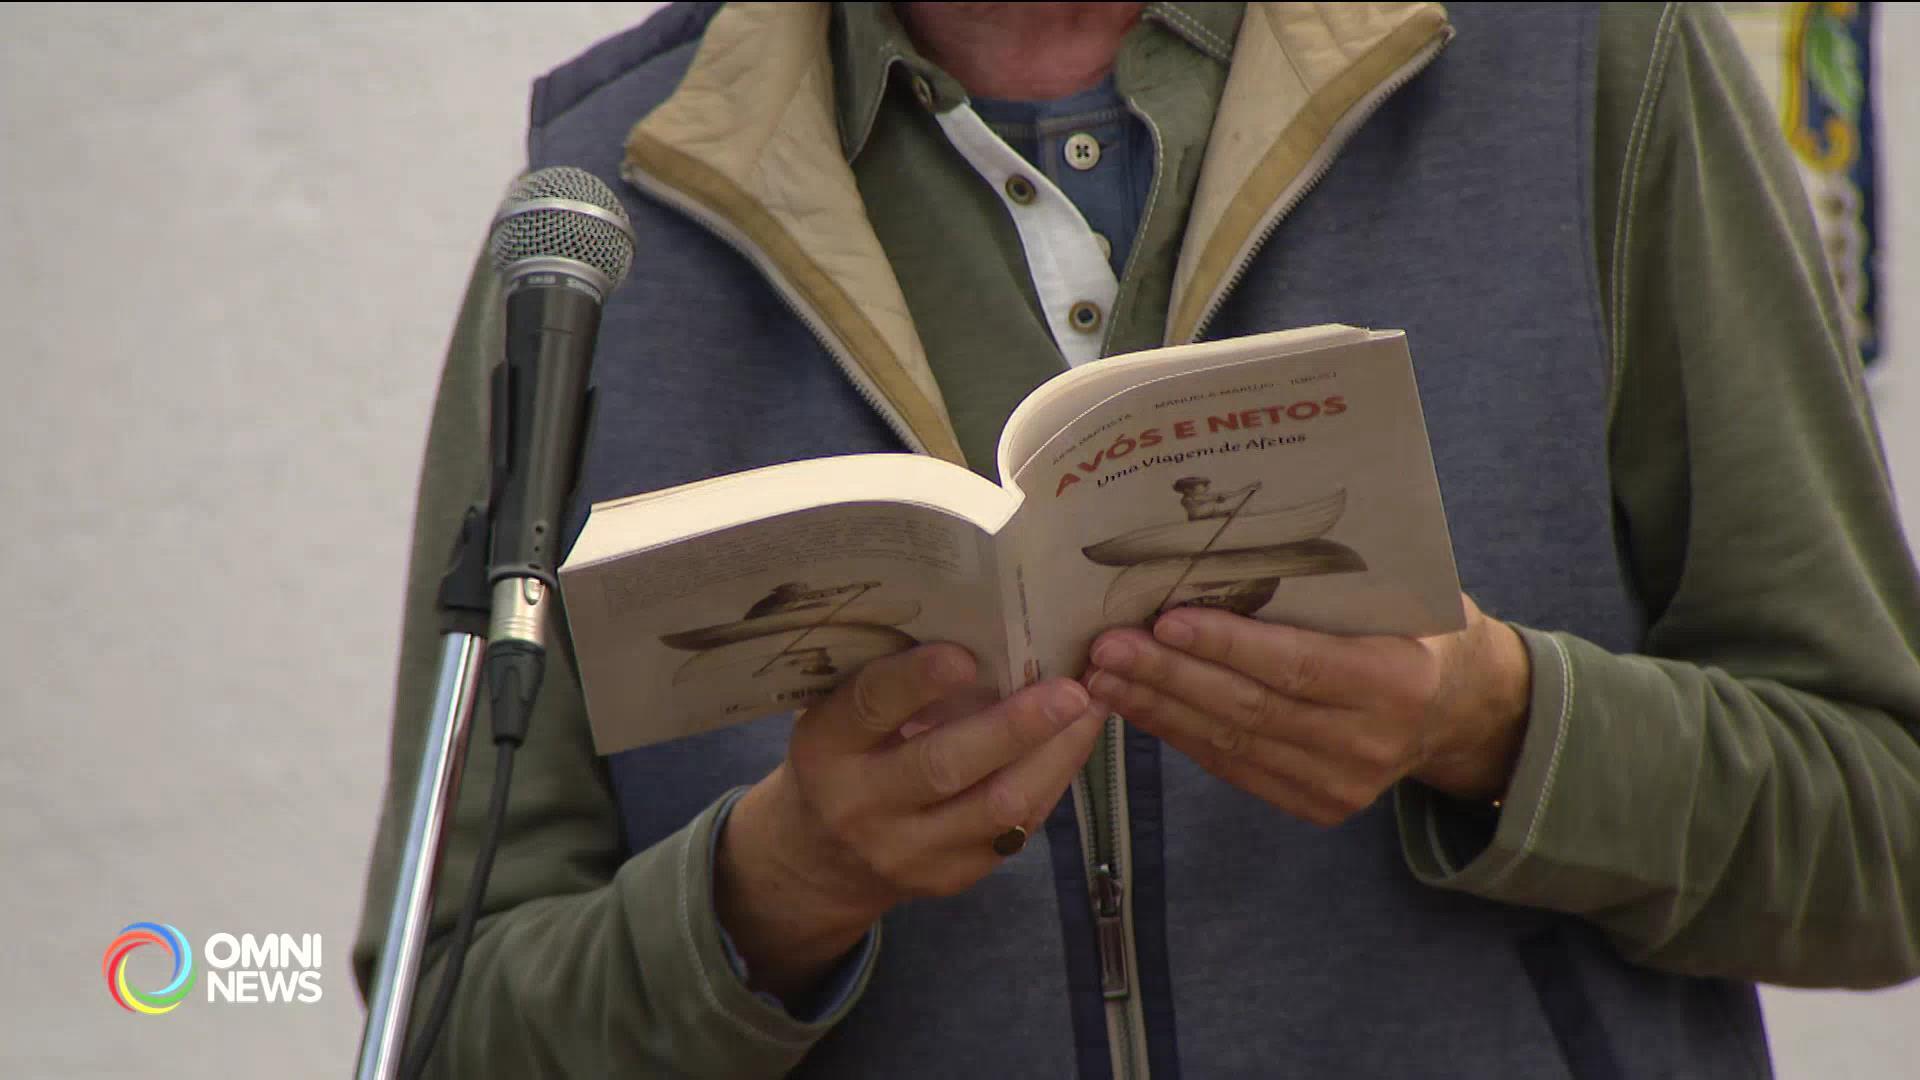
[1093, 862, 1130, 1000]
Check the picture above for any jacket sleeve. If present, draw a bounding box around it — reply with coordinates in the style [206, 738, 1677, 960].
[351, 251, 877, 1076]
[1396, 3, 1920, 988]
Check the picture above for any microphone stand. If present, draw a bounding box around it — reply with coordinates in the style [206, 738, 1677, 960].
[355, 504, 493, 1080]
[353, 166, 629, 1080]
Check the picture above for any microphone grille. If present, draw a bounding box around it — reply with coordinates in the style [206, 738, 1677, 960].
[489, 167, 635, 289]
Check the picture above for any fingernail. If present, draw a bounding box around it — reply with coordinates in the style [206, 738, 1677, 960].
[1091, 638, 1133, 670]
[1086, 670, 1125, 703]
[1155, 617, 1194, 649]
[1048, 681, 1090, 725]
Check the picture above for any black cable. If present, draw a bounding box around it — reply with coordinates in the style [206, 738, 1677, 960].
[398, 740, 515, 1080]
[399, 642, 543, 1080]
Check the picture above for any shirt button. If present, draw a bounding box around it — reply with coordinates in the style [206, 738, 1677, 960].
[1068, 300, 1104, 334]
[911, 75, 935, 110]
[1004, 174, 1037, 205]
[1064, 132, 1102, 171]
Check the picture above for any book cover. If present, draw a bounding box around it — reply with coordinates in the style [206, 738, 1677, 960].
[561, 327, 1461, 753]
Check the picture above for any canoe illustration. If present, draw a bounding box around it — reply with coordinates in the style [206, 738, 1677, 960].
[660, 596, 921, 651]
[1102, 539, 1367, 624]
[1081, 490, 1347, 567]
[670, 624, 918, 687]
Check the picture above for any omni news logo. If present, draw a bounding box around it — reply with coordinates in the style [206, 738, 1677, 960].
[103, 921, 323, 1013]
[103, 923, 196, 1015]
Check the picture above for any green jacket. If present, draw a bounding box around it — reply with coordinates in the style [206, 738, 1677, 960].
[356, 4, 1920, 1077]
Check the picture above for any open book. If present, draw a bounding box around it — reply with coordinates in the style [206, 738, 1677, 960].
[561, 325, 1462, 753]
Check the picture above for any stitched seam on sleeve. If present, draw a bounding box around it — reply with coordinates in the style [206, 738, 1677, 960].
[1607, 2, 1680, 424]
[1519, 635, 1576, 857]
[677, 823, 815, 1049]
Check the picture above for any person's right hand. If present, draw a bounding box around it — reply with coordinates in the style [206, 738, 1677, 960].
[715, 642, 1105, 998]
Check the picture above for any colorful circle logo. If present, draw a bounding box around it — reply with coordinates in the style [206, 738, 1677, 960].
[103, 922, 196, 1015]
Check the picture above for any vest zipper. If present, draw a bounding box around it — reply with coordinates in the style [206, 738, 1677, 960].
[1078, 32, 1452, 1080]
[618, 161, 929, 455]
[1074, 715, 1148, 1079]
[1183, 32, 1452, 344]
[1093, 862, 1128, 998]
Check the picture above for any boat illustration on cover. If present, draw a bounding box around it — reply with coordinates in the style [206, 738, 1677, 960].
[1084, 479, 1367, 625]
[659, 581, 920, 689]
[1081, 489, 1347, 566]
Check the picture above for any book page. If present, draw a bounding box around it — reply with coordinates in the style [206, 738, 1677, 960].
[562, 501, 1010, 754]
[995, 324, 1370, 485]
[566, 453, 1015, 569]
[1007, 331, 1463, 683]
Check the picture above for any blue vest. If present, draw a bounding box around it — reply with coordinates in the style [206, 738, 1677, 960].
[532, 5, 1770, 1077]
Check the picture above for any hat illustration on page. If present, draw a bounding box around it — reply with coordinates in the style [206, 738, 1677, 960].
[659, 581, 920, 689]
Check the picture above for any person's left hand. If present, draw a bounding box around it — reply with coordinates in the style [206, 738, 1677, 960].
[1083, 594, 1532, 825]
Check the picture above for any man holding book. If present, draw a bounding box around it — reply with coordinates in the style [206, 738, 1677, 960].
[358, 3, 1920, 1077]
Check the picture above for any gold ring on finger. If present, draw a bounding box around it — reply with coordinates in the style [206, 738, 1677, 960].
[991, 825, 1029, 857]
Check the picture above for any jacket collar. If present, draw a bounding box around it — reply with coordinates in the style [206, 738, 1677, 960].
[622, 2, 966, 463]
[622, 2, 1451, 459]
[1169, 2, 1451, 342]
[832, 2, 1247, 163]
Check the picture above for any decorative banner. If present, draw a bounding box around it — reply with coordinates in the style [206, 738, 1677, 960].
[1726, 2, 1880, 366]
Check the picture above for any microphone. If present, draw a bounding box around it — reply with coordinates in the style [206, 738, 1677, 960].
[394, 169, 634, 1080]
[481, 167, 634, 740]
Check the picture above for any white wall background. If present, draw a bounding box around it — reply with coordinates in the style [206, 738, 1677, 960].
[0, 4, 1913, 1077]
